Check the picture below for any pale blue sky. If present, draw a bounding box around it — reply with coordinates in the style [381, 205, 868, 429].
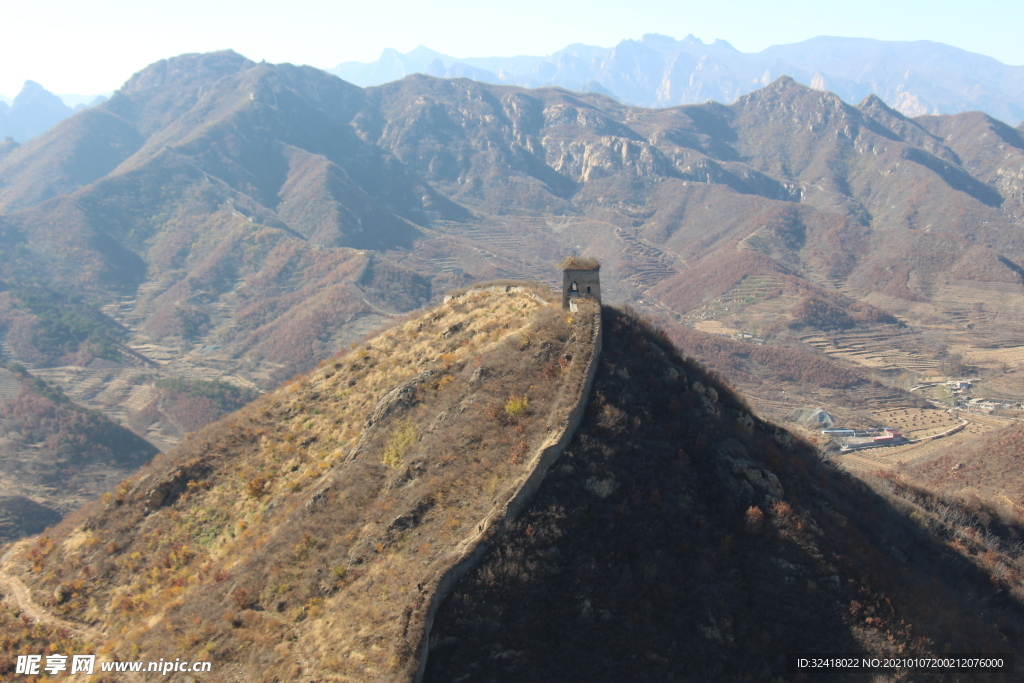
[2, 0, 1022, 98]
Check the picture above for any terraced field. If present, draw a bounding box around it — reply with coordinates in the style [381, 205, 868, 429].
[871, 407, 962, 439]
[933, 280, 1024, 345]
[748, 381, 909, 425]
[437, 221, 526, 256]
[842, 382, 913, 410]
[23, 338, 265, 452]
[0, 369, 21, 400]
[800, 329, 940, 373]
[837, 412, 1009, 472]
[614, 227, 680, 289]
[424, 254, 467, 274]
[948, 279, 1024, 295]
[411, 220, 565, 285]
[26, 364, 165, 436]
[693, 320, 744, 337]
[684, 275, 786, 323]
[959, 344, 1024, 370]
[746, 396, 803, 424]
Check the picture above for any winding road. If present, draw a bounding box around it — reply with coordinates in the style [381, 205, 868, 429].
[0, 555, 104, 642]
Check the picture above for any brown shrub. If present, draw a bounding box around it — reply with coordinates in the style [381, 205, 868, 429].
[231, 586, 256, 609]
[246, 476, 269, 499]
[744, 506, 765, 533]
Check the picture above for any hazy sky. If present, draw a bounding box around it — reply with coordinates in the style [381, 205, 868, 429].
[2, 0, 1022, 98]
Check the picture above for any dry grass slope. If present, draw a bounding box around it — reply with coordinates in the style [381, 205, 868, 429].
[0, 285, 600, 682]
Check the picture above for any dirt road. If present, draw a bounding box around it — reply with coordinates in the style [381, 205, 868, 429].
[0, 566, 104, 642]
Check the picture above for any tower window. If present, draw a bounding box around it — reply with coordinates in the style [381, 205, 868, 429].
[570, 281, 578, 292]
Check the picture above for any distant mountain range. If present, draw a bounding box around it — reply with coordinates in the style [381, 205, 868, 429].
[0, 81, 107, 142]
[6, 35, 1022, 146]
[3, 50, 1024, 508]
[332, 34, 1024, 125]
[3, 50, 1024, 420]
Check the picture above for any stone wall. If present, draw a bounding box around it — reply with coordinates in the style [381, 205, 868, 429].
[562, 268, 601, 309]
[406, 301, 603, 683]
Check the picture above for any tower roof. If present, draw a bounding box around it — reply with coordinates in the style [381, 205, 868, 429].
[561, 256, 600, 270]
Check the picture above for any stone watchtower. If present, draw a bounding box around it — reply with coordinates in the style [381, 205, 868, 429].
[561, 257, 601, 309]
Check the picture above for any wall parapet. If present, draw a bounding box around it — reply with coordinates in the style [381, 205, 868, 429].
[443, 282, 553, 306]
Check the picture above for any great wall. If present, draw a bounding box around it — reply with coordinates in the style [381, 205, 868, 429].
[406, 270, 604, 682]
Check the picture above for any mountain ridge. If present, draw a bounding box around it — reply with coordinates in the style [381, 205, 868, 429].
[1, 291, 1020, 681]
[0, 82, 73, 144]
[0, 81, 107, 144]
[332, 34, 1024, 125]
[4, 52, 1024, 544]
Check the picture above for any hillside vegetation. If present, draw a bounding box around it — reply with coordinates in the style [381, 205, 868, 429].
[0, 365, 157, 540]
[893, 422, 1024, 531]
[0, 292, 1020, 682]
[0, 286, 601, 680]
